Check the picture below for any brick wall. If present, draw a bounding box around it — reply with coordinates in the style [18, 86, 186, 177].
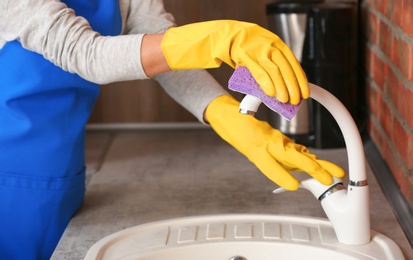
[361, 0, 413, 207]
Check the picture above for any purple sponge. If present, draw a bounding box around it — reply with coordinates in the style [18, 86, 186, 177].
[228, 66, 301, 121]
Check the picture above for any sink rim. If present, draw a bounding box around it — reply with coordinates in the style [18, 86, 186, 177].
[84, 214, 404, 260]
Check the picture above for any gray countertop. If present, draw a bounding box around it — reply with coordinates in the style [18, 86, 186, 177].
[52, 129, 413, 259]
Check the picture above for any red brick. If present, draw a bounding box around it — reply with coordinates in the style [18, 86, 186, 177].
[365, 46, 373, 76]
[392, 35, 403, 69]
[367, 117, 374, 137]
[400, 40, 413, 81]
[401, 0, 413, 36]
[390, 34, 397, 64]
[399, 169, 410, 196]
[385, 67, 402, 112]
[405, 87, 413, 129]
[384, 145, 402, 183]
[378, 19, 393, 59]
[378, 0, 389, 14]
[372, 51, 388, 89]
[366, 9, 380, 44]
[367, 82, 379, 116]
[368, 117, 380, 143]
[385, 68, 407, 117]
[366, 0, 413, 205]
[364, 0, 376, 9]
[379, 96, 393, 138]
[370, 118, 399, 176]
[407, 176, 413, 207]
[398, 81, 409, 122]
[392, 117, 413, 169]
[407, 41, 413, 81]
[390, 0, 403, 27]
[384, 141, 399, 176]
[391, 36, 413, 81]
[406, 135, 413, 170]
[398, 170, 413, 204]
[369, 0, 379, 12]
[384, 0, 391, 15]
[369, 118, 386, 157]
[384, 0, 392, 19]
[396, 82, 407, 119]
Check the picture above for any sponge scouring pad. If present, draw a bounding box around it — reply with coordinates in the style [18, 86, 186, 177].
[228, 66, 301, 120]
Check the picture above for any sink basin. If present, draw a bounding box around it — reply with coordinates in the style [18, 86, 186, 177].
[84, 214, 404, 260]
[84, 84, 405, 259]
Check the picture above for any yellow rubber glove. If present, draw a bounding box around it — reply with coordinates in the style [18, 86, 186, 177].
[161, 20, 308, 105]
[205, 95, 346, 190]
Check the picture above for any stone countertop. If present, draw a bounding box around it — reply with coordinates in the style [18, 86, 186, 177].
[52, 129, 413, 259]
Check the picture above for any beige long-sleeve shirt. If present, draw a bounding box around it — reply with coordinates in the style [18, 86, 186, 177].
[0, 0, 227, 122]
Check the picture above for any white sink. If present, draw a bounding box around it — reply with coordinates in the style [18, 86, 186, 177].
[84, 214, 404, 260]
[84, 84, 405, 259]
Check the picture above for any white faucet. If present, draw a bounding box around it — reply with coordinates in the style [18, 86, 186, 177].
[239, 83, 371, 245]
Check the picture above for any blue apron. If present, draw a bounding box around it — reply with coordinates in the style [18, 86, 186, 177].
[0, 1, 121, 259]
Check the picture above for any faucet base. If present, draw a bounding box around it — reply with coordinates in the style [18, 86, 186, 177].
[322, 186, 371, 245]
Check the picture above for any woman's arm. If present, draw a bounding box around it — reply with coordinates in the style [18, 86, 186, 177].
[123, 0, 227, 123]
[141, 33, 170, 77]
[0, 0, 149, 83]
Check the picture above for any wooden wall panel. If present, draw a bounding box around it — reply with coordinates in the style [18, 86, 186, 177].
[89, 0, 274, 123]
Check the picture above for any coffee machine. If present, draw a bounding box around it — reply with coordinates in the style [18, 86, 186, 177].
[266, 0, 359, 148]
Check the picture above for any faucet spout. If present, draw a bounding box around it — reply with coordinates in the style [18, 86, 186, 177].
[239, 95, 262, 116]
[306, 84, 371, 245]
[240, 83, 371, 245]
[307, 83, 370, 245]
[309, 83, 367, 183]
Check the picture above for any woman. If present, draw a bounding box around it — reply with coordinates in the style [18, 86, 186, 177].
[0, 1, 344, 259]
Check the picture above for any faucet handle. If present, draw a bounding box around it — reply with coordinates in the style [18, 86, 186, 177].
[273, 177, 345, 201]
